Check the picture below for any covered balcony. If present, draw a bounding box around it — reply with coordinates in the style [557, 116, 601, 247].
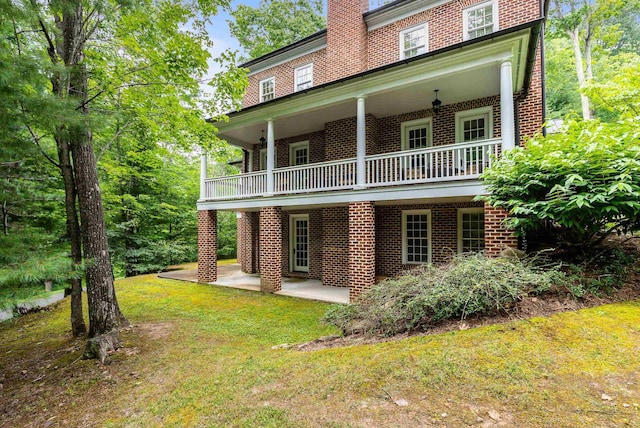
[202, 138, 501, 201]
[199, 22, 540, 211]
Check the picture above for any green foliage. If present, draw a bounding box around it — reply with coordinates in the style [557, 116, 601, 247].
[0, 232, 80, 308]
[583, 53, 640, 119]
[544, 38, 581, 118]
[563, 247, 635, 297]
[481, 118, 640, 250]
[323, 254, 566, 336]
[229, 0, 326, 61]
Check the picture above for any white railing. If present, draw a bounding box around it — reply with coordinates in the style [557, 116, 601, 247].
[203, 171, 266, 200]
[366, 139, 501, 187]
[202, 139, 501, 201]
[274, 158, 357, 194]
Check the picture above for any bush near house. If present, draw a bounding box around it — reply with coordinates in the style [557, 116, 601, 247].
[481, 118, 640, 254]
[323, 253, 566, 336]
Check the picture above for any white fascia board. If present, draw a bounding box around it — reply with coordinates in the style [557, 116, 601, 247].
[197, 181, 488, 211]
[367, 0, 451, 31]
[247, 37, 327, 77]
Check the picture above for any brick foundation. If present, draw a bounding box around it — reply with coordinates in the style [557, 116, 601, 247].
[238, 212, 259, 274]
[349, 201, 376, 301]
[259, 207, 283, 292]
[197, 210, 217, 283]
[484, 202, 518, 257]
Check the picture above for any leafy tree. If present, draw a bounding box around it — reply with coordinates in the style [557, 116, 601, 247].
[548, 0, 640, 120]
[3, 0, 247, 343]
[482, 118, 640, 253]
[229, 0, 326, 61]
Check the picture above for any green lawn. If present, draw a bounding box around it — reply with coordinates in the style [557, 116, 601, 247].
[1, 271, 638, 427]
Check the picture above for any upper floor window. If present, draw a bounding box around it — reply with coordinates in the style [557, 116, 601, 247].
[400, 23, 428, 59]
[289, 141, 309, 166]
[455, 107, 493, 143]
[260, 77, 275, 102]
[259, 147, 278, 170]
[463, 0, 498, 40]
[401, 118, 433, 150]
[294, 64, 313, 91]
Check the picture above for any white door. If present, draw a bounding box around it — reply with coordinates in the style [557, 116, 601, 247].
[290, 214, 309, 272]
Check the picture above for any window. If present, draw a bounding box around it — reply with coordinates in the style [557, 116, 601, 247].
[455, 107, 493, 169]
[259, 147, 278, 170]
[402, 210, 431, 264]
[289, 141, 309, 166]
[458, 208, 485, 253]
[401, 118, 432, 150]
[463, 0, 498, 40]
[259, 77, 275, 102]
[400, 24, 428, 59]
[294, 64, 313, 91]
[455, 107, 493, 143]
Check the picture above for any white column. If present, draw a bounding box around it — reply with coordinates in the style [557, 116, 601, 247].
[248, 150, 254, 173]
[500, 59, 516, 151]
[355, 95, 367, 189]
[199, 153, 207, 200]
[266, 119, 275, 195]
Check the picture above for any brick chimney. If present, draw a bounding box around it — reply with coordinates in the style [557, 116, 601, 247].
[326, 0, 369, 81]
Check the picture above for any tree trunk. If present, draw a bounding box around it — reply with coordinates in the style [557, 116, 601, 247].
[56, 132, 87, 337]
[568, 29, 592, 120]
[57, 2, 127, 337]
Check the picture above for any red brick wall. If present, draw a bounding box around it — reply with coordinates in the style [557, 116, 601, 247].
[517, 49, 544, 143]
[326, 0, 369, 81]
[375, 201, 484, 277]
[241, 1, 542, 114]
[250, 130, 325, 171]
[238, 212, 259, 274]
[368, 0, 540, 69]
[484, 202, 518, 256]
[377, 96, 501, 153]
[243, 49, 327, 108]
[259, 207, 283, 292]
[197, 210, 217, 283]
[349, 201, 376, 300]
[322, 206, 349, 287]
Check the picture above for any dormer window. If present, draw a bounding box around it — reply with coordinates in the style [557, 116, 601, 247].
[464, 0, 498, 40]
[295, 64, 313, 91]
[260, 77, 275, 102]
[399, 23, 428, 59]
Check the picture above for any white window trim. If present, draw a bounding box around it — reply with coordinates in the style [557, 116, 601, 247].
[259, 147, 278, 170]
[457, 208, 485, 253]
[463, 0, 499, 41]
[400, 118, 433, 150]
[289, 213, 310, 273]
[402, 209, 432, 264]
[399, 23, 429, 60]
[289, 140, 310, 166]
[259, 76, 275, 102]
[294, 63, 313, 92]
[455, 106, 494, 143]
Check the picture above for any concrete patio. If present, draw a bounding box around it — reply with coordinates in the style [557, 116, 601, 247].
[158, 264, 349, 304]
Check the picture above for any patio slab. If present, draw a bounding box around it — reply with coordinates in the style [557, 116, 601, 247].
[159, 264, 349, 304]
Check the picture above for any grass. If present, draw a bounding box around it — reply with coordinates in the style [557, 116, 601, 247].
[1, 266, 639, 427]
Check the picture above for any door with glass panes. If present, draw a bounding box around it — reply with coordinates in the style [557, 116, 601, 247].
[290, 214, 309, 272]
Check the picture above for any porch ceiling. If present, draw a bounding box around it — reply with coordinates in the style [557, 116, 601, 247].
[217, 26, 534, 150]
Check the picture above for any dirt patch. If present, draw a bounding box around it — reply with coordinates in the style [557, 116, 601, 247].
[135, 322, 174, 340]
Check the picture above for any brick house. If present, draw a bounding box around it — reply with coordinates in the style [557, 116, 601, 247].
[198, 0, 547, 301]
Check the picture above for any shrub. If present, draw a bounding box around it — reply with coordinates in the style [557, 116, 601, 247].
[481, 118, 640, 254]
[323, 254, 566, 336]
